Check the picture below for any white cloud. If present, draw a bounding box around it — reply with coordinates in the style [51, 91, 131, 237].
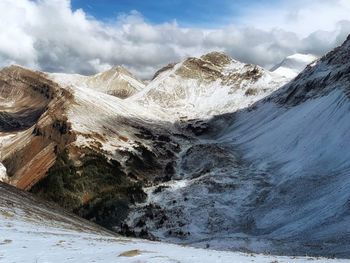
[240, 0, 350, 37]
[0, 0, 349, 79]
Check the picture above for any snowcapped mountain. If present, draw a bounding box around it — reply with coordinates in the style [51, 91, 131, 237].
[51, 66, 145, 99]
[1, 38, 350, 260]
[132, 52, 290, 120]
[271, 53, 318, 79]
[121, 36, 350, 258]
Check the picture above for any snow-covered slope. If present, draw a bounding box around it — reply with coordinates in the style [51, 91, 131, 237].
[119, 38, 350, 258]
[132, 52, 289, 120]
[51, 66, 145, 99]
[271, 53, 317, 78]
[0, 182, 344, 263]
[59, 79, 168, 154]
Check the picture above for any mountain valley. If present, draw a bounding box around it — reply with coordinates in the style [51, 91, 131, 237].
[2, 35, 350, 261]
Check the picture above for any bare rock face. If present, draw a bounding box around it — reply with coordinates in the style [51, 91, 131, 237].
[200, 51, 233, 67]
[0, 65, 75, 190]
[0, 65, 53, 132]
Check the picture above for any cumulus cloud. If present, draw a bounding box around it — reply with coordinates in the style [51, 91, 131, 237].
[0, 0, 349, 79]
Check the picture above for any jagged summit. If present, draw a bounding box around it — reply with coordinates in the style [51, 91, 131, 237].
[4, 64, 25, 71]
[319, 34, 350, 67]
[151, 63, 177, 80]
[151, 52, 235, 82]
[200, 51, 234, 67]
[133, 51, 289, 119]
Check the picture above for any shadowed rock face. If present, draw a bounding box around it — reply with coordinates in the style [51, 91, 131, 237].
[0, 66, 55, 132]
[0, 109, 45, 132]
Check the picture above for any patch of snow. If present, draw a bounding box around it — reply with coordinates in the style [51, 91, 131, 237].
[0, 163, 7, 181]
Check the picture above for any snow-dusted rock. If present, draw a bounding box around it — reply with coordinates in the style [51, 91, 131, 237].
[132, 52, 290, 120]
[50, 66, 145, 99]
[0, 163, 7, 182]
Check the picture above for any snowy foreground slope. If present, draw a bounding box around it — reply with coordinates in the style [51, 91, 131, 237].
[0, 183, 344, 263]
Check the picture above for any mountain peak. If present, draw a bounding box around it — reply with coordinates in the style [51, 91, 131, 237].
[106, 65, 132, 76]
[200, 51, 233, 67]
[1, 64, 37, 75]
[49, 65, 145, 99]
[96, 65, 135, 80]
[271, 53, 317, 78]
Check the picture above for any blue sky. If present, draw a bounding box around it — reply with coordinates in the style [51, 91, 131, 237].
[71, 0, 279, 27]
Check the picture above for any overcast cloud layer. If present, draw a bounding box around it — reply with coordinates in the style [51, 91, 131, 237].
[1, 0, 350, 79]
